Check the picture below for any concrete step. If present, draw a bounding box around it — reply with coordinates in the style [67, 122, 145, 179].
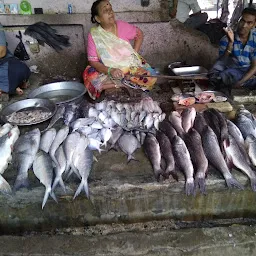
[1, 222, 256, 256]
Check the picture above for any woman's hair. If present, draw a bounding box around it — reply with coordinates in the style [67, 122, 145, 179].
[91, 0, 104, 24]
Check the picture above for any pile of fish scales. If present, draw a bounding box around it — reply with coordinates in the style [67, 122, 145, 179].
[149, 106, 256, 196]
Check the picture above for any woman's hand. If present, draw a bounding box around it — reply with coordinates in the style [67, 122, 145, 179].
[110, 68, 124, 79]
[223, 27, 234, 43]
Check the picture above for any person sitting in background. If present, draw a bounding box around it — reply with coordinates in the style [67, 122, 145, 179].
[208, 7, 256, 94]
[169, 0, 208, 29]
[83, 0, 157, 100]
[0, 23, 31, 96]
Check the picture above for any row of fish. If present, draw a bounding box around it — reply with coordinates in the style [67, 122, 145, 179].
[142, 106, 256, 195]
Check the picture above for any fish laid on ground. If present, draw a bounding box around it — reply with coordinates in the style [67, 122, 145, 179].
[100, 128, 112, 148]
[143, 133, 163, 181]
[13, 128, 41, 191]
[52, 145, 67, 193]
[159, 120, 177, 142]
[64, 103, 79, 126]
[201, 126, 243, 190]
[224, 134, 256, 191]
[108, 126, 123, 150]
[168, 111, 185, 137]
[63, 132, 81, 174]
[33, 150, 57, 209]
[184, 128, 208, 194]
[42, 104, 65, 132]
[73, 149, 93, 199]
[0, 126, 20, 175]
[245, 134, 256, 167]
[39, 128, 56, 153]
[118, 132, 140, 162]
[172, 135, 195, 195]
[49, 125, 69, 167]
[235, 114, 256, 139]
[0, 123, 12, 137]
[193, 112, 208, 134]
[0, 174, 12, 194]
[156, 131, 177, 180]
[227, 120, 244, 146]
[181, 107, 196, 133]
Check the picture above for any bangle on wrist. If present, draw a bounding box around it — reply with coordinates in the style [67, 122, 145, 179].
[108, 67, 112, 77]
[227, 49, 232, 54]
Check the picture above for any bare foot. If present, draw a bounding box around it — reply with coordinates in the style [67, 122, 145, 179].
[16, 87, 24, 95]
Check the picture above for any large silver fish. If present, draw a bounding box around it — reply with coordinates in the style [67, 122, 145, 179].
[49, 125, 69, 167]
[33, 150, 57, 209]
[0, 126, 20, 175]
[64, 103, 79, 126]
[143, 133, 163, 181]
[13, 128, 41, 191]
[156, 131, 176, 180]
[224, 134, 256, 191]
[118, 132, 140, 162]
[227, 120, 244, 146]
[39, 128, 56, 153]
[184, 128, 208, 194]
[172, 135, 195, 195]
[235, 114, 256, 139]
[0, 174, 12, 194]
[52, 145, 67, 193]
[245, 134, 256, 167]
[73, 149, 93, 199]
[168, 111, 184, 137]
[108, 126, 123, 150]
[0, 123, 12, 137]
[201, 126, 243, 190]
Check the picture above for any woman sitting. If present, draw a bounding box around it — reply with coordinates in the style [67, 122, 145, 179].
[83, 0, 157, 100]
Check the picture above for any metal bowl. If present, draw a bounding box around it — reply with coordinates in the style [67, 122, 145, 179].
[28, 81, 87, 105]
[0, 98, 57, 126]
[172, 66, 208, 77]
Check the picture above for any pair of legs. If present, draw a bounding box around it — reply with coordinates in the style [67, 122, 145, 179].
[0, 58, 31, 96]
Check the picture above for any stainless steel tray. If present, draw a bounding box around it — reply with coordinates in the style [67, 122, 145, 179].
[28, 81, 87, 105]
[0, 98, 57, 126]
[172, 66, 208, 77]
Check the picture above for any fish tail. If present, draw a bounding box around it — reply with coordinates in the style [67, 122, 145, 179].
[13, 174, 29, 191]
[195, 176, 206, 195]
[185, 178, 195, 196]
[52, 175, 66, 193]
[165, 168, 178, 181]
[250, 178, 256, 192]
[108, 144, 118, 151]
[127, 154, 137, 163]
[154, 169, 164, 182]
[59, 176, 67, 193]
[225, 176, 244, 190]
[50, 190, 58, 203]
[0, 175, 12, 194]
[42, 187, 51, 209]
[73, 178, 89, 199]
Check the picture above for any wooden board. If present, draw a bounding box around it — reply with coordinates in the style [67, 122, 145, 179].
[206, 101, 233, 112]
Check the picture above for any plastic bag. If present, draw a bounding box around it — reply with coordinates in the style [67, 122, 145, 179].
[14, 31, 30, 61]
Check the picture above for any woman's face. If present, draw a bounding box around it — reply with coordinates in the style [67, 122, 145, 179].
[96, 1, 115, 26]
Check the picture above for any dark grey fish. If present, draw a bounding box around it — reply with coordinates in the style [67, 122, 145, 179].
[224, 134, 256, 191]
[203, 109, 221, 142]
[184, 128, 208, 194]
[13, 128, 41, 191]
[159, 120, 177, 142]
[235, 114, 256, 139]
[108, 126, 123, 150]
[193, 112, 207, 134]
[172, 135, 195, 196]
[201, 126, 243, 190]
[42, 104, 65, 132]
[156, 131, 177, 180]
[143, 133, 164, 181]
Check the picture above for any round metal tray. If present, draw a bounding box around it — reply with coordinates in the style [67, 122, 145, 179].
[0, 98, 57, 126]
[28, 81, 87, 105]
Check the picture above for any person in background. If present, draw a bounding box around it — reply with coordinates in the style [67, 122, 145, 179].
[169, 0, 208, 29]
[0, 23, 31, 96]
[83, 0, 157, 100]
[208, 7, 256, 95]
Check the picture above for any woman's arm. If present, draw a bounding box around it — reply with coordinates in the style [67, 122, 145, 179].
[134, 28, 144, 53]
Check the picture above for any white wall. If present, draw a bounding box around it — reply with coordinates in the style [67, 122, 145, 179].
[3, 0, 162, 14]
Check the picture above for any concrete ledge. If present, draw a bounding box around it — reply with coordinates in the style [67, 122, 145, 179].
[1, 148, 256, 234]
[1, 224, 256, 255]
